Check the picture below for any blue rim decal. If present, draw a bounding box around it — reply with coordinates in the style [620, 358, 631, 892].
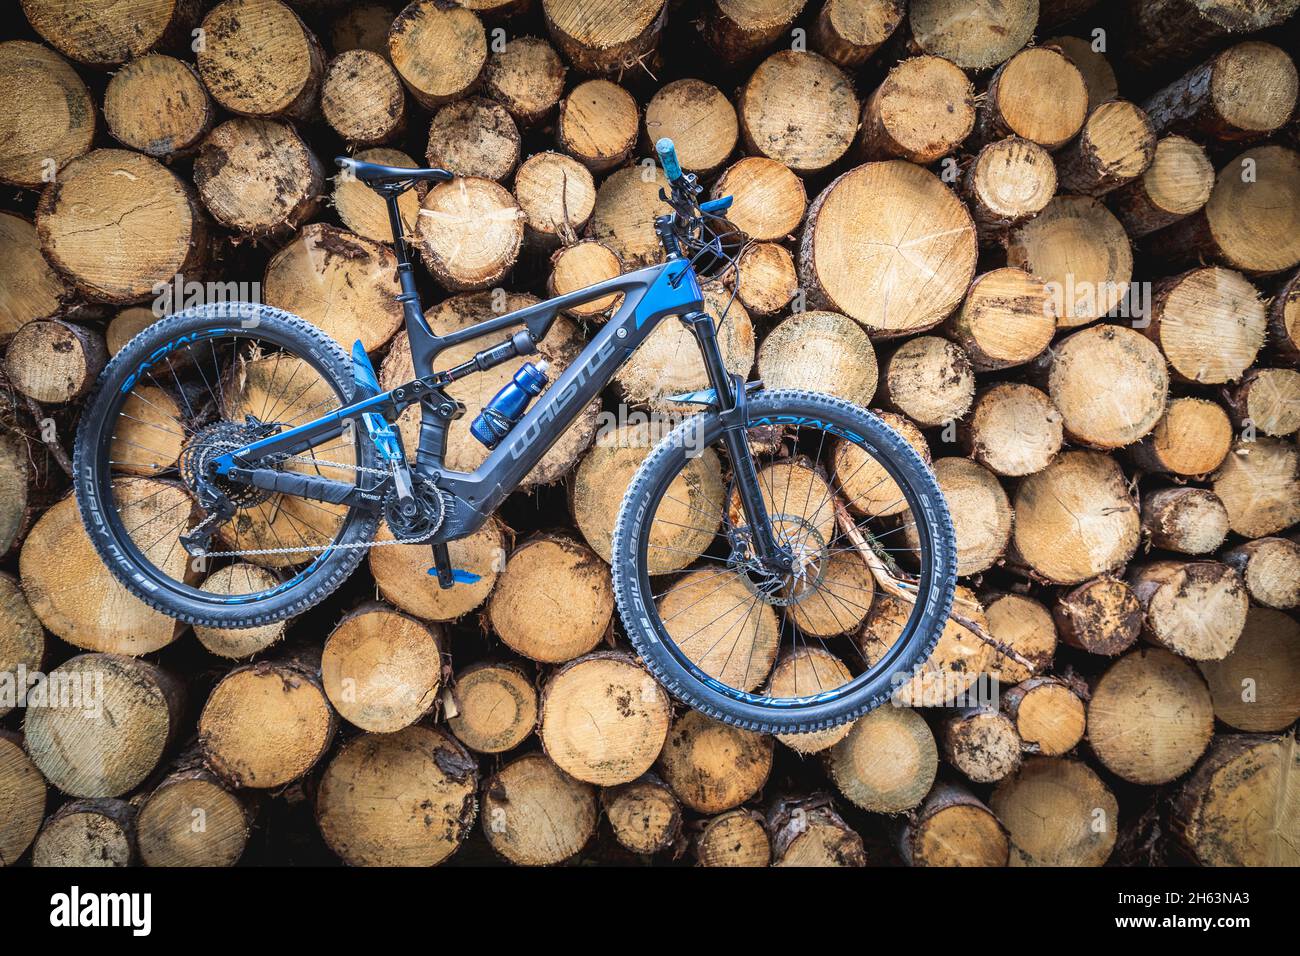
[120, 327, 236, 393]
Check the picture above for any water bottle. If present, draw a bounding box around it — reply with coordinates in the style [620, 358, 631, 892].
[469, 360, 549, 448]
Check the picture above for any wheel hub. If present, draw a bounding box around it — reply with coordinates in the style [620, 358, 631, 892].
[728, 514, 827, 607]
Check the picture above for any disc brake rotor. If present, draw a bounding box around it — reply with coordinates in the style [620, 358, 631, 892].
[728, 513, 828, 608]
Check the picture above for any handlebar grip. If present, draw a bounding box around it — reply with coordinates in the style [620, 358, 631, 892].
[655, 137, 683, 183]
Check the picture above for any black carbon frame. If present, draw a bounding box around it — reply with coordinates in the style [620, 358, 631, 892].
[212, 257, 735, 544]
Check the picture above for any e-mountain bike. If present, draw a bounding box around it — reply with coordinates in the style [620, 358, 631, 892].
[73, 139, 955, 732]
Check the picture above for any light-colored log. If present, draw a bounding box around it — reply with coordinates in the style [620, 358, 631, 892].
[800, 160, 977, 336]
[906, 0, 1037, 71]
[316, 724, 477, 866]
[961, 384, 1063, 478]
[103, 54, 212, 158]
[1128, 397, 1232, 476]
[38, 148, 210, 302]
[194, 118, 322, 238]
[1006, 195, 1132, 328]
[370, 515, 505, 621]
[1002, 677, 1086, 756]
[1141, 487, 1229, 554]
[1153, 145, 1300, 276]
[0, 40, 95, 189]
[488, 531, 613, 664]
[1047, 324, 1169, 449]
[1197, 607, 1300, 732]
[898, 781, 1009, 867]
[979, 47, 1087, 150]
[757, 310, 876, 405]
[1173, 732, 1300, 866]
[1221, 537, 1300, 610]
[539, 652, 671, 786]
[481, 752, 597, 866]
[827, 705, 937, 813]
[1142, 41, 1298, 142]
[856, 55, 975, 164]
[415, 176, 523, 291]
[321, 603, 442, 732]
[1010, 451, 1141, 585]
[1108, 134, 1215, 237]
[25, 654, 184, 798]
[712, 157, 806, 241]
[263, 223, 404, 353]
[557, 79, 638, 174]
[483, 36, 566, 128]
[321, 49, 406, 146]
[1086, 647, 1215, 784]
[944, 268, 1056, 372]
[990, 757, 1118, 866]
[197, 0, 323, 121]
[739, 51, 858, 174]
[388, 0, 486, 108]
[695, 809, 770, 866]
[541, 0, 666, 76]
[199, 652, 336, 789]
[657, 710, 773, 813]
[1211, 437, 1300, 538]
[447, 660, 538, 754]
[644, 79, 738, 177]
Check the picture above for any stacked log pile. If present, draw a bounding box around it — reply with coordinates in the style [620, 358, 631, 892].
[1, 0, 1298, 868]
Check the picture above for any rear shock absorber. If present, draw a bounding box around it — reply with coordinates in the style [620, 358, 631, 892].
[469, 360, 549, 448]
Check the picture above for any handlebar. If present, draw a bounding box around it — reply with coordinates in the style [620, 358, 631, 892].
[653, 137, 735, 266]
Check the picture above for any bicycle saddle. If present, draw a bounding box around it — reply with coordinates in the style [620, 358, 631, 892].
[335, 157, 453, 191]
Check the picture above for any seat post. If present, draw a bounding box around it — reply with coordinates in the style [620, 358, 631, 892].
[382, 188, 423, 312]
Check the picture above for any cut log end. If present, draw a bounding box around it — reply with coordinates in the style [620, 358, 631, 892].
[322, 604, 442, 733]
[0, 40, 95, 189]
[481, 752, 596, 866]
[1087, 648, 1215, 785]
[991, 757, 1118, 866]
[540, 653, 670, 787]
[316, 725, 477, 867]
[658, 710, 773, 814]
[447, 661, 538, 754]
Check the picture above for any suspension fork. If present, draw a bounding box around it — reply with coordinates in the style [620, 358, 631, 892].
[681, 311, 791, 572]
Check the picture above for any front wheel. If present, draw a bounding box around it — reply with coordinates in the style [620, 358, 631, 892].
[611, 390, 956, 733]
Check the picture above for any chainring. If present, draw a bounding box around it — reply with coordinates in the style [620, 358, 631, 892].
[383, 478, 454, 543]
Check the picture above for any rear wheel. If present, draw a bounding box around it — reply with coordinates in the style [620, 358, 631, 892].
[611, 390, 956, 733]
[73, 303, 380, 628]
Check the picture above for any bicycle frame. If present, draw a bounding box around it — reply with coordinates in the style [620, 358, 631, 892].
[209, 256, 734, 544]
